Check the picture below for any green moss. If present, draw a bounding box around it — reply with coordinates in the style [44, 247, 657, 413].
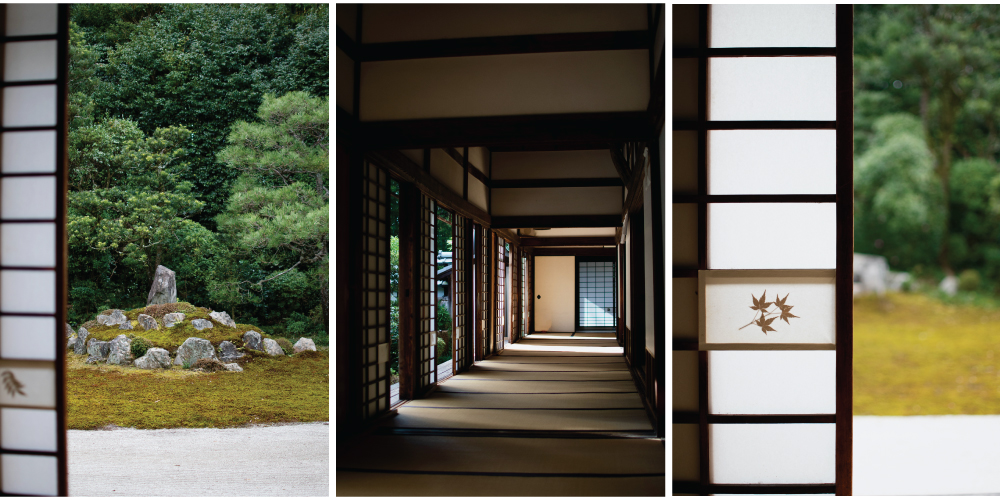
[66, 350, 329, 429]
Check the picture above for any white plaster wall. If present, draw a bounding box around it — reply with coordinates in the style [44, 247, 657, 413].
[467, 147, 489, 176]
[468, 177, 488, 212]
[534, 256, 575, 333]
[429, 149, 463, 197]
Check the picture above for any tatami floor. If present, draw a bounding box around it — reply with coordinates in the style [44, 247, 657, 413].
[336, 332, 666, 496]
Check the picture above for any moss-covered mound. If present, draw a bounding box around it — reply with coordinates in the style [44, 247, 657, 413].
[81, 302, 267, 351]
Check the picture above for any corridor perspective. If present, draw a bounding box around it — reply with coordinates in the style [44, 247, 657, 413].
[336, 332, 665, 496]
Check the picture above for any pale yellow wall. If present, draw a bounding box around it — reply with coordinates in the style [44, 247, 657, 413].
[491, 150, 617, 180]
[363, 4, 647, 43]
[429, 149, 463, 197]
[400, 149, 423, 168]
[467, 147, 489, 176]
[360, 50, 650, 121]
[673, 424, 700, 481]
[468, 177, 488, 212]
[673, 278, 697, 340]
[673, 131, 697, 193]
[673, 351, 699, 411]
[491, 186, 621, 217]
[534, 256, 575, 332]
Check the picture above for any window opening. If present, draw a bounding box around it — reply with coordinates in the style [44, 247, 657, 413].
[388, 178, 401, 406]
[435, 204, 453, 380]
[577, 257, 616, 331]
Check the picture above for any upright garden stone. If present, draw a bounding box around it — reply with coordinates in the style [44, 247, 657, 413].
[191, 319, 213, 331]
[87, 338, 111, 359]
[138, 314, 159, 331]
[262, 338, 284, 357]
[243, 331, 262, 351]
[293, 338, 316, 353]
[174, 337, 217, 366]
[147, 265, 177, 305]
[118, 320, 133, 330]
[209, 311, 236, 328]
[223, 363, 243, 372]
[107, 335, 132, 365]
[218, 341, 243, 363]
[134, 348, 171, 369]
[66, 323, 75, 338]
[95, 314, 112, 326]
[108, 310, 127, 325]
[163, 313, 185, 327]
[74, 327, 90, 355]
[67, 335, 77, 349]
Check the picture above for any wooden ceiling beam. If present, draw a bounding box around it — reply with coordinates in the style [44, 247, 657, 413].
[360, 30, 651, 61]
[520, 237, 616, 247]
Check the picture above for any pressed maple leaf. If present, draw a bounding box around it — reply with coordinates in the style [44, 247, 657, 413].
[773, 293, 800, 324]
[754, 314, 777, 334]
[750, 290, 772, 312]
[1, 370, 24, 397]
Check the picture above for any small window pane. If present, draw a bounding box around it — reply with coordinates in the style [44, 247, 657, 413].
[3, 85, 56, 127]
[4, 41, 57, 82]
[1, 223, 55, 267]
[709, 351, 835, 414]
[1, 270, 55, 314]
[709, 130, 836, 194]
[5, 4, 58, 37]
[708, 203, 835, 269]
[0, 363, 55, 407]
[2, 131, 56, 173]
[0, 316, 56, 361]
[710, 5, 836, 48]
[711, 424, 836, 484]
[1, 408, 56, 452]
[1, 454, 58, 496]
[701, 270, 836, 347]
[2, 177, 56, 220]
[709, 57, 836, 121]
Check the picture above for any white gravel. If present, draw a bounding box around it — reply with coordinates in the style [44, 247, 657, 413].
[69, 422, 329, 496]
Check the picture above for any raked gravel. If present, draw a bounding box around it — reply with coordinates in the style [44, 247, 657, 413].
[69, 422, 329, 496]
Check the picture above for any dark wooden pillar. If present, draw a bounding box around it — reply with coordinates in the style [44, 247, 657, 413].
[398, 182, 418, 400]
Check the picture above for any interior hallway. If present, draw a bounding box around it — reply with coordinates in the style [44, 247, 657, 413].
[336, 332, 665, 496]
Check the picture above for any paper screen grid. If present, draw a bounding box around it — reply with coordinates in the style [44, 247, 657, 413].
[578, 260, 616, 328]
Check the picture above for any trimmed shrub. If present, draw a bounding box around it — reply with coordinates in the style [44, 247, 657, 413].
[276, 338, 294, 355]
[190, 358, 226, 372]
[130, 337, 152, 359]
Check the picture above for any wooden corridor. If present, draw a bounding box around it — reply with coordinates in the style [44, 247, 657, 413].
[336, 332, 665, 496]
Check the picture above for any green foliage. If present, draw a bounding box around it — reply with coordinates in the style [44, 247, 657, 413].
[276, 338, 294, 356]
[436, 302, 452, 363]
[959, 269, 982, 292]
[130, 337, 152, 359]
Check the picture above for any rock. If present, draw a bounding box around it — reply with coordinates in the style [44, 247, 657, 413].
[67, 335, 77, 349]
[262, 338, 284, 357]
[218, 341, 243, 363]
[243, 331, 263, 351]
[66, 323, 75, 338]
[146, 265, 176, 306]
[293, 338, 317, 353]
[208, 311, 236, 328]
[95, 314, 113, 326]
[940, 275, 959, 296]
[85, 355, 102, 364]
[108, 310, 127, 325]
[87, 338, 111, 359]
[191, 319, 213, 331]
[107, 335, 132, 366]
[163, 313, 185, 328]
[134, 348, 171, 369]
[74, 327, 90, 355]
[223, 363, 243, 372]
[137, 314, 158, 331]
[118, 320, 133, 331]
[174, 337, 217, 366]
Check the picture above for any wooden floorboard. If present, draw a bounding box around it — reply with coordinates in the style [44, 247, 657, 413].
[337, 333, 664, 496]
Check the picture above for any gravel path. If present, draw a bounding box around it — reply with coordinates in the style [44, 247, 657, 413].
[69, 422, 329, 496]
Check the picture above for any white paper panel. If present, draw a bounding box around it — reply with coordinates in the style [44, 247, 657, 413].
[4, 41, 57, 82]
[2, 85, 56, 127]
[702, 271, 835, 346]
[1, 408, 56, 452]
[708, 130, 836, 194]
[2, 131, 56, 173]
[1, 271, 55, 314]
[1, 177, 56, 220]
[5, 4, 57, 37]
[1, 453, 58, 496]
[673, 351, 699, 411]
[0, 316, 55, 361]
[709, 57, 836, 121]
[672, 277, 697, 338]
[709, 203, 835, 269]
[711, 424, 835, 484]
[709, 351, 835, 414]
[1, 223, 55, 267]
[0, 363, 55, 407]
[672, 204, 698, 267]
[710, 5, 836, 48]
[673, 424, 700, 481]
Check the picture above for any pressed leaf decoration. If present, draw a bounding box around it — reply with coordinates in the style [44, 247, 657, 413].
[1, 370, 25, 397]
[740, 290, 799, 334]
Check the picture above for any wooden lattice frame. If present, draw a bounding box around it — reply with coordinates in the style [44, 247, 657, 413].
[452, 214, 468, 373]
[417, 193, 437, 390]
[495, 238, 507, 353]
[359, 161, 390, 419]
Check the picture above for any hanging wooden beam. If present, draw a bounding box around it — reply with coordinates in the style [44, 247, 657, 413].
[609, 144, 633, 185]
[520, 237, 616, 247]
[533, 247, 615, 257]
[360, 30, 651, 61]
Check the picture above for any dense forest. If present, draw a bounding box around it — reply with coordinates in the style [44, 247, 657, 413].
[66, 4, 329, 342]
[855, 5, 1000, 291]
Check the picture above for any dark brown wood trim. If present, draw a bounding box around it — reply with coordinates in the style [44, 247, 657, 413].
[54, 5, 69, 494]
[708, 414, 837, 424]
[674, 194, 838, 204]
[673, 120, 837, 131]
[352, 6, 362, 123]
[423, 149, 430, 173]
[491, 177, 622, 189]
[698, 351, 709, 488]
[443, 147, 464, 169]
[360, 30, 651, 61]
[673, 338, 698, 351]
[620, 152, 646, 221]
[367, 150, 491, 228]
[335, 25, 359, 61]
[673, 266, 698, 278]
[674, 47, 837, 58]
[494, 228, 521, 247]
[360, 111, 652, 150]
[672, 482, 837, 495]
[520, 237, 616, 247]
[462, 147, 469, 200]
[673, 410, 698, 424]
[467, 159, 491, 188]
[491, 215, 622, 229]
[398, 182, 418, 401]
[489, 142, 611, 152]
[696, 7, 710, 489]
[532, 247, 615, 257]
[835, 5, 854, 496]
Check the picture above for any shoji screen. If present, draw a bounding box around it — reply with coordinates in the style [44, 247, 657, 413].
[672, 5, 852, 496]
[417, 194, 437, 391]
[452, 215, 469, 373]
[0, 4, 67, 496]
[359, 162, 391, 420]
